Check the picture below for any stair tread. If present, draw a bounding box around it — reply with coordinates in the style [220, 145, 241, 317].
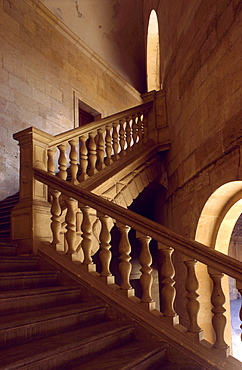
[0, 242, 16, 247]
[0, 270, 60, 277]
[0, 285, 82, 299]
[0, 255, 39, 262]
[0, 320, 134, 368]
[66, 339, 168, 370]
[0, 302, 106, 329]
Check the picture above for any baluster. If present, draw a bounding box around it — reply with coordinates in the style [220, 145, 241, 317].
[184, 258, 202, 337]
[116, 222, 133, 295]
[57, 143, 68, 180]
[88, 131, 97, 176]
[237, 283, 242, 341]
[98, 212, 114, 283]
[112, 122, 119, 161]
[48, 147, 57, 175]
[105, 125, 112, 166]
[79, 203, 93, 267]
[119, 119, 125, 157]
[209, 268, 229, 353]
[50, 190, 62, 251]
[64, 198, 76, 255]
[69, 138, 79, 185]
[79, 134, 88, 181]
[132, 115, 138, 145]
[159, 245, 176, 320]
[143, 110, 149, 141]
[125, 117, 132, 151]
[137, 113, 143, 143]
[96, 128, 105, 170]
[137, 232, 153, 306]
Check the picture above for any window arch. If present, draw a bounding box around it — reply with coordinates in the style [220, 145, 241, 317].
[147, 10, 161, 91]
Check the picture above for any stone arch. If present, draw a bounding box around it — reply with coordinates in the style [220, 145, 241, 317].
[146, 10, 161, 91]
[195, 181, 242, 349]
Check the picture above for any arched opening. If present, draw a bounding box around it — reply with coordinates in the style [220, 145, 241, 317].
[195, 181, 242, 360]
[147, 10, 161, 91]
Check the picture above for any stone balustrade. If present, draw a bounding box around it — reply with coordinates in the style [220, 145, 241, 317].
[34, 168, 242, 360]
[47, 106, 150, 184]
[11, 89, 241, 365]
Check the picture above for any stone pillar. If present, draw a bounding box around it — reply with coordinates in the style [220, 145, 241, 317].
[141, 89, 170, 147]
[11, 127, 53, 254]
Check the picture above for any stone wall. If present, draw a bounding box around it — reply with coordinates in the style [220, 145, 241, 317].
[0, 0, 142, 200]
[143, 1, 242, 343]
[143, 0, 242, 239]
[40, 0, 146, 93]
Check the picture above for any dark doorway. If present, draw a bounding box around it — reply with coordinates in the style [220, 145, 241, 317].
[79, 107, 95, 127]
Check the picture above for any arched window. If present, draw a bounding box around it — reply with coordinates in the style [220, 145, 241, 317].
[147, 10, 161, 91]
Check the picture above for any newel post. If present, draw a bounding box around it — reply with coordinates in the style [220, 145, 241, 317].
[141, 89, 170, 147]
[11, 127, 53, 254]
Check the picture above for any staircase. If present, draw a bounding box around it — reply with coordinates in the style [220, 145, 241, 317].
[2, 92, 242, 369]
[0, 241, 170, 369]
[0, 193, 19, 243]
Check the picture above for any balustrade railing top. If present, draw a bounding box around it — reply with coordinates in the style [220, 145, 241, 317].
[49, 101, 153, 148]
[34, 167, 242, 365]
[34, 168, 242, 283]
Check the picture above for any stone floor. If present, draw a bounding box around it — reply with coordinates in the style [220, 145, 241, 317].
[230, 299, 242, 362]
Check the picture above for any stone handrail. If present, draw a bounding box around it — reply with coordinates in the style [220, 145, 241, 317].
[49, 101, 153, 148]
[11, 88, 241, 365]
[33, 167, 242, 362]
[34, 168, 242, 282]
[12, 90, 169, 253]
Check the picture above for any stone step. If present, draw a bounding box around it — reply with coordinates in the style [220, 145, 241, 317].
[64, 338, 168, 370]
[0, 242, 17, 256]
[0, 193, 19, 208]
[0, 270, 60, 290]
[0, 255, 39, 271]
[0, 232, 11, 243]
[0, 303, 107, 348]
[0, 285, 83, 315]
[0, 321, 135, 369]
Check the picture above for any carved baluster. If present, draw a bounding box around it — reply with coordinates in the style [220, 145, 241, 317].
[79, 203, 93, 265]
[64, 198, 76, 255]
[116, 222, 132, 291]
[143, 110, 149, 141]
[184, 258, 201, 336]
[96, 128, 105, 171]
[98, 212, 113, 279]
[57, 143, 67, 180]
[105, 125, 112, 166]
[132, 115, 138, 145]
[209, 268, 229, 352]
[159, 245, 176, 318]
[50, 190, 62, 250]
[137, 232, 153, 303]
[237, 283, 242, 341]
[125, 117, 132, 151]
[79, 134, 88, 181]
[137, 113, 143, 143]
[69, 138, 79, 185]
[88, 131, 97, 176]
[48, 147, 57, 175]
[112, 122, 119, 161]
[119, 119, 125, 157]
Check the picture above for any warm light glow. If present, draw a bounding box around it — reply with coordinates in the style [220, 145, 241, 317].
[195, 181, 242, 350]
[147, 10, 161, 91]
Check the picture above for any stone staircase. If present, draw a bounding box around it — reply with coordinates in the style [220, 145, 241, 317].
[0, 193, 19, 243]
[0, 241, 172, 369]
